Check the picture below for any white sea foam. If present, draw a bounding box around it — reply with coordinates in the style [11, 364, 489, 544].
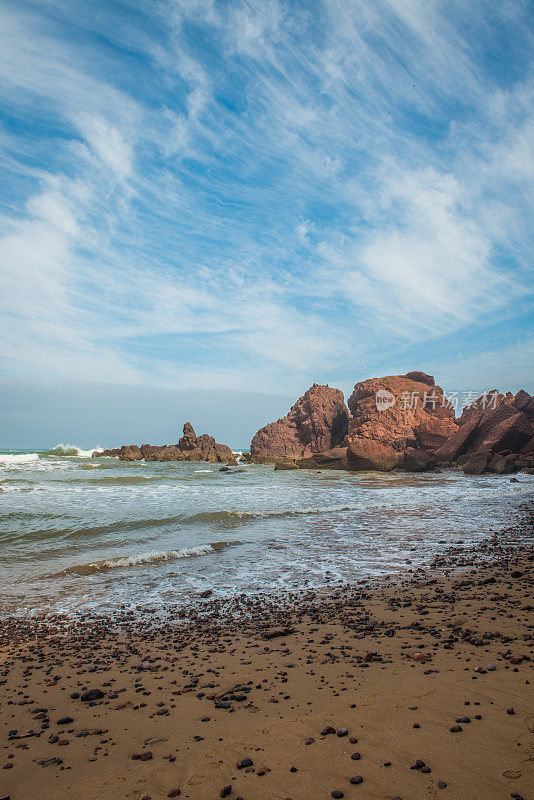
[0, 453, 39, 465]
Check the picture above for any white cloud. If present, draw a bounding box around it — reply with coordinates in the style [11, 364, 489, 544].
[0, 0, 532, 398]
[73, 113, 134, 181]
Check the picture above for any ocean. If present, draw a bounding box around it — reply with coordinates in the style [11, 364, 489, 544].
[1, 446, 532, 617]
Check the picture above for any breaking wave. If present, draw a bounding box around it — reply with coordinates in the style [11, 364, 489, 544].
[46, 541, 234, 577]
[44, 444, 103, 458]
[184, 505, 363, 523]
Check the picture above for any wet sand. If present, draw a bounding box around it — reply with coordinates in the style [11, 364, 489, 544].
[1, 508, 532, 800]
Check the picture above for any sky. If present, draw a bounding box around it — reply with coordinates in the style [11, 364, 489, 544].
[0, 0, 533, 447]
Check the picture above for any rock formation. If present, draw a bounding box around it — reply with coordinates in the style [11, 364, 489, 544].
[94, 423, 235, 464]
[250, 384, 350, 463]
[344, 372, 458, 471]
[434, 389, 534, 474]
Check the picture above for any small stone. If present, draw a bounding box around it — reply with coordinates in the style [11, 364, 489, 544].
[81, 689, 105, 701]
[351, 752, 361, 760]
[238, 758, 253, 768]
[331, 792, 344, 799]
[349, 776, 363, 785]
[132, 751, 153, 761]
[220, 786, 232, 798]
[449, 725, 462, 732]
[437, 781, 447, 789]
[167, 791, 181, 798]
[57, 717, 73, 725]
[336, 728, 348, 737]
[413, 652, 424, 662]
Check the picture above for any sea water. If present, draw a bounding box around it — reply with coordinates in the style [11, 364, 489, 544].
[0, 446, 532, 616]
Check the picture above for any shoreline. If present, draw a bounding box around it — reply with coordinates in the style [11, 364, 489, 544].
[0, 507, 532, 799]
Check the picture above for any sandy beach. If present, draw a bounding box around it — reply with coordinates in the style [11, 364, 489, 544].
[0, 506, 532, 800]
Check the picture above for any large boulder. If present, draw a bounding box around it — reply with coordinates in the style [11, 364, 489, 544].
[296, 446, 350, 470]
[347, 439, 399, 471]
[250, 384, 349, 462]
[345, 372, 457, 471]
[401, 447, 436, 472]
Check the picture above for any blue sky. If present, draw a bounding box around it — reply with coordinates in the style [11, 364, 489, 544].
[0, 0, 533, 445]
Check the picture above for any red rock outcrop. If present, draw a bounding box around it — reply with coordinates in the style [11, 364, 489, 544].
[434, 389, 534, 474]
[250, 384, 350, 463]
[345, 372, 458, 471]
[94, 423, 234, 464]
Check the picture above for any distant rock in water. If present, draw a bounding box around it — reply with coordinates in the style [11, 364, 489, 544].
[94, 423, 234, 464]
[434, 389, 534, 474]
[250, 384, 349, 463]
[345, 372, 458, 471]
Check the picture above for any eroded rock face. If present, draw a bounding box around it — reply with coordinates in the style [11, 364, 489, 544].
[434, 389, 534, 474]
[345, 372, 457, 471]
[250, 384, 350, 462]
[93, 423, 234, 464]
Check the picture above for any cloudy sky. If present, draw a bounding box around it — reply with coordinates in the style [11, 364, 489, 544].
[1, 0, 533, 446]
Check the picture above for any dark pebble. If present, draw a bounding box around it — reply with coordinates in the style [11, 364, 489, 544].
[132, 752, 153, 761]
[81, 689, 105, 701]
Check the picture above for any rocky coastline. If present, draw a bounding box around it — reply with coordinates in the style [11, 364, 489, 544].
[250, 371, 534, 475]
[92, 371, 534, 476]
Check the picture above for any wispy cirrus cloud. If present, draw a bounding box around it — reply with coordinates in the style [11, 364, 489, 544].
[0, 0, 532, 400]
